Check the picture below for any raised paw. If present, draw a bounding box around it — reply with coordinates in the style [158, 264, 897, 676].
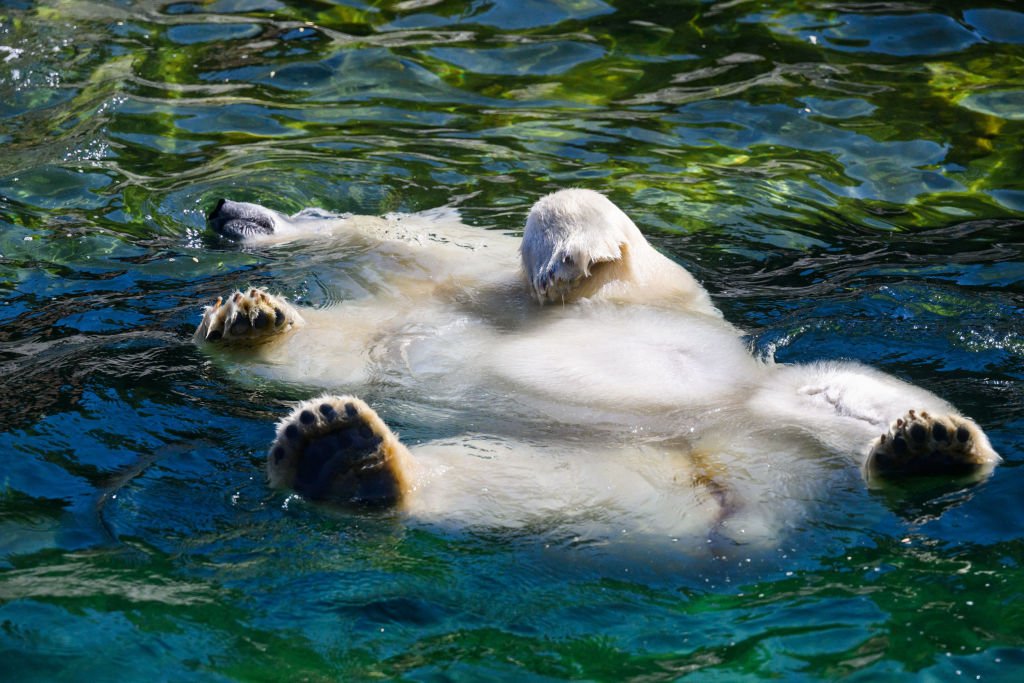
[865, 410, 1000, 482]
[193, 287, 303, 345]
[267, 395, 413, 507]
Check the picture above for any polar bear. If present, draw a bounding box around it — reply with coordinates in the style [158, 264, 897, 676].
[195, 189, 1000, 548]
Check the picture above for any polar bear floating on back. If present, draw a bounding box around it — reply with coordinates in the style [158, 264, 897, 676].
[195, 189, 1000, 548]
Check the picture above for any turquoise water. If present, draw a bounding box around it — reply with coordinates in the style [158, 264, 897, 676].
[1, 0, 1023, 679]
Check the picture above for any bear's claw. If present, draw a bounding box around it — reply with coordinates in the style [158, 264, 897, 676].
[193, 288, 303, 345]
[267, 395, 411, 507]
[865, 410, 996, 481]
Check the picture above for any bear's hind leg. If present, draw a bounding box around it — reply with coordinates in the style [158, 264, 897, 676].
[865, 410, 999, 482]
[193, 288, 303, 346]
[268, 395, 413, 507]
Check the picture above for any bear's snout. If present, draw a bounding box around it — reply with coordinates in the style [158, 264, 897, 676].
[208, 198, 276, 239]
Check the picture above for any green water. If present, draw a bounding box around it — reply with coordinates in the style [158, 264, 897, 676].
[1, 0, 1022, 680]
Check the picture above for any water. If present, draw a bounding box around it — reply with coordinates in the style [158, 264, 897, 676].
[1, 0, 1022, 679]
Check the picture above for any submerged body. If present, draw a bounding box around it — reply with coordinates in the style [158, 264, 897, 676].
[195, 190, 1000, 550]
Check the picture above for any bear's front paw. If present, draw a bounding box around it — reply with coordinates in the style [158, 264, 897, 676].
[193, 288, 303, 345]
[268, 395, 411, 507]
[865, 410, 999, 482]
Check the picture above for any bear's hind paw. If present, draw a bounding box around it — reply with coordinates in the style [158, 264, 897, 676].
[865, 410, 998, 482]
[193, 288, 302, 346]
[268, 395, 411, 507]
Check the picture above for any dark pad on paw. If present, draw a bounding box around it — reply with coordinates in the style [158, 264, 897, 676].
[230, 317, 252, 335]
[291, 424, 390, 504]
[910, 423, 927, 443]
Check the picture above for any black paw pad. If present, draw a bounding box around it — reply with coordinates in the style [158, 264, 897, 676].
[230, 317, 252, 335]
[932, 423, 949, 442]
[274, 308, 285, 327]
[299, 410, 315, 425]
[345, 402, 358, 417]
[284, 424, 301, 441]
[956, 426, 970, 443]
[892, 436, 908, 455]
[254, 309, 271, 329]
[319, 403, 336, 419]
[273, 446, 286, 463]
[291, 423, 387, 503]
[910, 423, 927, 443]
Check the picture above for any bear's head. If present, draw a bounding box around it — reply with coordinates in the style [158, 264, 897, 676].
[520, 189, 645, 304]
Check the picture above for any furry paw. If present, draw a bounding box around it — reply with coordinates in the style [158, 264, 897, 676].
[267, 395, 412, 507]
[193, 288, 303, 345]
[865, 410, 999, 481]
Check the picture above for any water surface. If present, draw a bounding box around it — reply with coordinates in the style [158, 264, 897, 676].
[1, 0, 1023, 680]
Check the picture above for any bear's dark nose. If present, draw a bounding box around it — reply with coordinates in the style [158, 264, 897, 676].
[207, 199, 275, 240]
[208, 198, 227, 221]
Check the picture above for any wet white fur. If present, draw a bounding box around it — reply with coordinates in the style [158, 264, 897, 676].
[210, 190, 1000, 548]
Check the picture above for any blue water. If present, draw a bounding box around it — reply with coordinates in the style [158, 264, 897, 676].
[1, 1, 1023, 680]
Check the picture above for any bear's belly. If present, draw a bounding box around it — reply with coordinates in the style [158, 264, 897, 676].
[489, 306, 763, 413]
[369, 304, 764, 436]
